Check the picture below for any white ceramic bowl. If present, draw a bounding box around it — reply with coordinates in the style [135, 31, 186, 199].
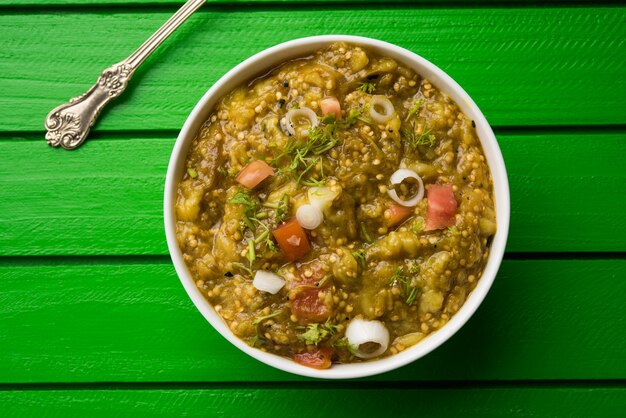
[164, 35, 510, 379]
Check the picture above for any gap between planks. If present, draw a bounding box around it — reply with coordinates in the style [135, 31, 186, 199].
[3, 7, 624, 129]
[0, 379, 625, 392]
[1, 1, 624, 13]
[3, 125, 626, 142]
[0, 252, 625, 267]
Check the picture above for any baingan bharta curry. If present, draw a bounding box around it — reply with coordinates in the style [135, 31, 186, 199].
[175, 42, 496, 369]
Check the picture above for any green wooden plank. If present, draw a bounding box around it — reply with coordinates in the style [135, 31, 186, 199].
[0, 0, 589, 7]
[1, 132, 624, 256]
[0, 259, 623, 383]
[0, 7, 624, 132]
[0, 138, 168, 256]
[503, 131, 626, 252]
[1, 387, 625, 417]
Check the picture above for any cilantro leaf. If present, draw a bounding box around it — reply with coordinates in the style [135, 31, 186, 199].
[357, 82, 376, 94]
[389, 266, 421, 305]
[352, 250, 367, 269]
[405, 98, 425, 121]
[275, 194, 289, 223]
[228, 191, 258, 232]
[272, 124, 338, 185]
[334, 337, 358, 355]
[298, 322, 338, 346]
[402, 124, 437, 148]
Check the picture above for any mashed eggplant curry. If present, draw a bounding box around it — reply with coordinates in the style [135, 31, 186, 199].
[175, 42, 496, 369]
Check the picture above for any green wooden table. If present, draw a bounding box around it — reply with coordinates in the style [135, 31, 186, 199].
[1, 0, 625, 416]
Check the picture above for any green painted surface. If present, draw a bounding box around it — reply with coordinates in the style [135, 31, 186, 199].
[1, 133, 624, 255]
[0, 8, 624, 132]
[0, 0, 623, 415]
[1, 0, 593, 7]
[2, 388, 625, 417]
[0, 259, 624, 383]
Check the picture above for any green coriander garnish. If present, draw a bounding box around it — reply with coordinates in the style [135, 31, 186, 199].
[359, 224, 373, 244]
[232, 262, 252, 276]
[402, 124, 437, 148]
[227, 190, 278, 263]
[345, 107, 373, 125]
[307, 125, 339, 154]
[389, 266, 421, 305]
[346, 108, 362, 125]
[272, 124, 338, 184]
[411, 216, 425, 234]
[228, 191, 258, 231]
[405, 98, 425, 121]
[253, 229, 269, 244]
[252, 218, 277, 252]
[406, 287, 419, 305]
[357, 82, 376, 94]
[320, 114, 337, 125]
[352, 250, 367, 269]
[253, 310, 282, 326]
[389, 266, 406, 287]
[298, 322, 338, 346]
[276, 194, 289, 223]
[246, 240, 256, 269]
[408, 262, 420, 275]
[334, 337, 358, 355]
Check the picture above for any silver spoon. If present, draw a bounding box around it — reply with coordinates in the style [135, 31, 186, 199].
[44, 0, 206, 150]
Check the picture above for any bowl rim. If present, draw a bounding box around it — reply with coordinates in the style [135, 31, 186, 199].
[164, 34, 510, 379]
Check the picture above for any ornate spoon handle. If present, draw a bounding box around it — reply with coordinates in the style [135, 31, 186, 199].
[45, 0, 206, 150]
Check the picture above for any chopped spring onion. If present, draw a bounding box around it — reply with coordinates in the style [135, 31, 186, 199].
[283, 107, 319, 136]
[368, 95, 395, 124]
[307, 186, 340, 211]
[387, 168, 424, 207]
[252, 270, 285, 294]
[344, 318, 390, 359]
[296, 204, 323, 229]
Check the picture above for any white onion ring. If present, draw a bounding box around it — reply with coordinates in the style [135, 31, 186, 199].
[296, 204, 323, 229]
[253, 270, 285, 294]
[387, 168, 424, 207]
[283, 107, 318, 136]
[368, 95, 395, 123]
[345, 318, 390, 359]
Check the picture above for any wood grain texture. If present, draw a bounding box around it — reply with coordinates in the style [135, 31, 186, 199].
[0, 259, 624, 383]
[0, 138, 168, 256]
[0, 1, 622, 413]
[0, 7, 624, 132]
[1, 132, 624, 256]
[0, 0, 590, 7]
[1, 387, 625, 417]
